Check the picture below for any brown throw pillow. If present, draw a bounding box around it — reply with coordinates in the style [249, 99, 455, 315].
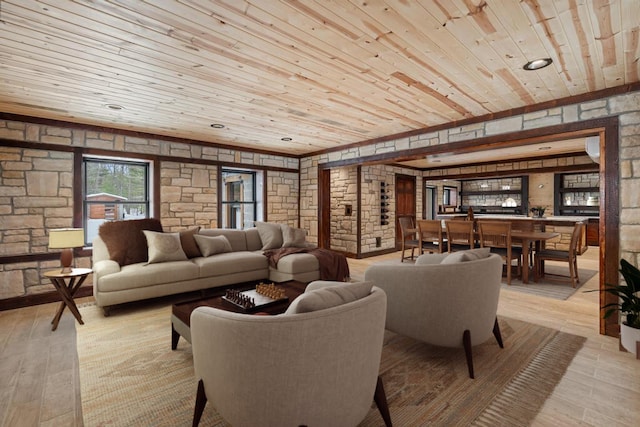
[179, 227, 201, 258]
[98, 218, 163, 266]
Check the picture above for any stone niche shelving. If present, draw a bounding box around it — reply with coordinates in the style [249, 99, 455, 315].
[460, 176, 529, 215]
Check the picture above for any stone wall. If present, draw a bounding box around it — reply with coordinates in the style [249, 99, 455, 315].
[266, 171, 299, 226]
[361, 165, 397, 253]
[330, 167, 358, 253]
[160, 162, 218, 231]
[0, 119, 298, 300]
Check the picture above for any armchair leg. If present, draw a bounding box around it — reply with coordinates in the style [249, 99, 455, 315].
[463, 329, 474, 379]
[374, 376, 393, 427]
[493, 317, 504, 348]
[193, 379, 207, 427]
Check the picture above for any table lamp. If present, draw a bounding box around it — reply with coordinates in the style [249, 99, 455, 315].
[49, 228, 85, 273]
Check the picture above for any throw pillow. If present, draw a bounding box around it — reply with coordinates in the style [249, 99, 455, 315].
[439, 248, 491, 264]
[179, 227, 202, 258]
[143, 231, 188, 264]
[194, 234, 233, 257]
[463, 247, 491, 259]
[284, 281, 373, 315]
[440, 251, 472, 264]
[255, 221, 283, 250]
[98, 218, 163, 266]
[281, 224, 307, 248]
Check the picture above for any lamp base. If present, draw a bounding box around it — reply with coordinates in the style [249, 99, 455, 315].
[60, 248, 73, 274]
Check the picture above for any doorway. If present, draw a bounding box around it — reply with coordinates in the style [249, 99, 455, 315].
[425, 186, 436, 219]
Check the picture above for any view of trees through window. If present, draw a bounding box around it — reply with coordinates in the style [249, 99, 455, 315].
[83, 158, 150, 245]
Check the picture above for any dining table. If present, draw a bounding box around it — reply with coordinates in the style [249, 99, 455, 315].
[432, 225, 561, 284]
[509, 229, 560, 284]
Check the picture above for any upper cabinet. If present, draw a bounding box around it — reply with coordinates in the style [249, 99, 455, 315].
[554, 172, 600, 216]
[460, 176, 528, 215]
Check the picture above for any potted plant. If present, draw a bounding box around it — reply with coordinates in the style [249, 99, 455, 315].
[601, 259, 640, 356]
[530, 206, 545, 218]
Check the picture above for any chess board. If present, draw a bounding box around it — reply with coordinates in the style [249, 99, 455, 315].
[222, 289, 289, 312]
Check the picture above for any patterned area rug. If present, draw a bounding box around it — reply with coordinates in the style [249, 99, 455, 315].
[77, 302, 585, 426]
[500, 265, 598, 300]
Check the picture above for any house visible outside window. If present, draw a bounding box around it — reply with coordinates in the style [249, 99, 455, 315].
[221, 168, 263, 229]
[83, 157, 151, 245]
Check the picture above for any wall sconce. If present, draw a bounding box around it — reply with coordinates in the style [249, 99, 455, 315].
[49, 228, 85, 273]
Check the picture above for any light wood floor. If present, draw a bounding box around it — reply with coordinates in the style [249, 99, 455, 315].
[1, 247, 638, 426]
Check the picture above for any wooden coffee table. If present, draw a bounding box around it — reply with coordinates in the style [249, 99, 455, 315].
[171, 280, 307, 349]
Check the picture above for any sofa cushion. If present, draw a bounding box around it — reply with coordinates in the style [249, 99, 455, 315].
[194, 251, 268, 277]
[198, 228, 248, 252]
[97, 260, 200, 292]
[179, 227, 202, 258]
[284, 281, 373, 314]
[98, 218, 163, 266]
[244, 228, 263, 251]
[255, 221, 283, 249]
[194, 235, 233, 257]
[269, 253, 318, 274]
[143, 230, 188, 264]
[281, 224, 307, 248]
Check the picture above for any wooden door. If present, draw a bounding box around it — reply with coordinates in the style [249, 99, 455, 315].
[395, 174, 416, 248]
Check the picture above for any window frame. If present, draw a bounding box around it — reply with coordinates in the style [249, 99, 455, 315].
[82, 155, 152, 246]
[220, 168, 259, 230]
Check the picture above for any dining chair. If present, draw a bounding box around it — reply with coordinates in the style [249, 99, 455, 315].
[398, 216, 420, 262]
[417, 219, 445, 254]
[477, 221, 522, 285]
[445, 220, 475, 252]
[510, 219, 535, 265]
[534, 222, 584, 287]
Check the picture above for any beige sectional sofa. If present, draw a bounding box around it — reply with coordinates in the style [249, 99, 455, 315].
[92, 226, 320, 314]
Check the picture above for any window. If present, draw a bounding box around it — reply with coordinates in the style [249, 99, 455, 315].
[221, 168, 263, 229]
[443, 186, 458, 207]
[83, 157, 151, 245]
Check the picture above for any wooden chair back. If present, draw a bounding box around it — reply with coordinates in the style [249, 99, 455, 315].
[417, 219, 445, 254]
[477, 221, 511, 250]
[445, 220, 475, 252]
[398, 216, 419, 262]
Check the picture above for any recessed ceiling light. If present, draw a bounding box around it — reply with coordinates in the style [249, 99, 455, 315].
[281, 137, 292, 141]
[210, 123, 225, 129]
[523, 58, 553, 71]
[104, 104, 124, 110]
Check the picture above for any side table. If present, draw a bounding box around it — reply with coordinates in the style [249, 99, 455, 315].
[44, 268, 92, 331]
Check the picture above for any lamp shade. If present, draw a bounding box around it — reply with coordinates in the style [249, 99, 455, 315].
[48, 228, 85, 249]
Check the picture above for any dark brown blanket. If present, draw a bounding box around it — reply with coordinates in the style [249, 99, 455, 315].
[263, 247, 350, 282]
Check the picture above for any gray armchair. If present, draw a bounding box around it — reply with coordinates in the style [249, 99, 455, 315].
[190, 282, 391, 427]
[364, 251, 504, 378]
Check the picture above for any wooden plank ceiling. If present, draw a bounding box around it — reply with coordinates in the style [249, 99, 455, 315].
[1, 0, 638, 157]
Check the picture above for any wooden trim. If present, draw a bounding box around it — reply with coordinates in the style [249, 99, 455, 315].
[431, 163, 599, 181]
[0, 113, 301, 160]
[318, 168, 331, 249]
[321, 119, 614, 169]
[307, 82, 640, 157]
[0, 285, 93, 312]
[1, 138, 297, 174]
[356, 165, 362, 256]
[263, 170, 269, 222]
[153, 158, 161, 219]
[216, 166, 223, 228]
[601, 119, 620, 336]
[73, 149, 83, 227]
